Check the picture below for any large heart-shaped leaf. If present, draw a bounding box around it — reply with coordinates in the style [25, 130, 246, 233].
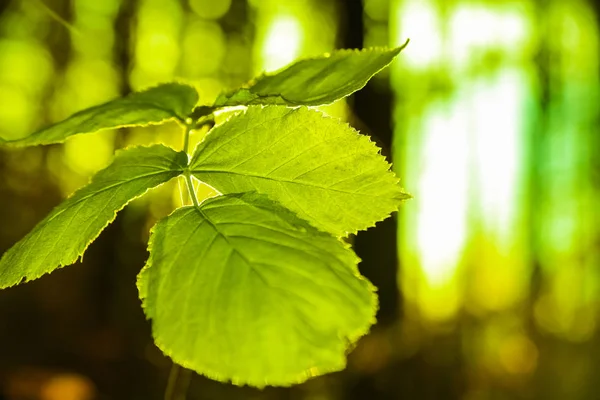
[138, 193, 376, 387]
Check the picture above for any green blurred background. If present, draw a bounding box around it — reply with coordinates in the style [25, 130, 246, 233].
[0, 0, 599, 399]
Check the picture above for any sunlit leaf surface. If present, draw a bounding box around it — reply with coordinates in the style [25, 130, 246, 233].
[0, 145, 187, 288]
[190, 106, 409, 236]
[0, 83, 198, 147]
[214, 45, 406, 107]
[138, 193, 376, 387]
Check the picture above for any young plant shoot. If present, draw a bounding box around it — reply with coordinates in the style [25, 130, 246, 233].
[0, 44, 410, 388]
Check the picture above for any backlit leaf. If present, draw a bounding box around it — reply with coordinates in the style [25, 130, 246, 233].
[1, 83, 198, 147]
[190, 106, 409, 236]
[138, 193, 376, 387]
[0, 145, 187, 288]
[214, 44, 406, 107]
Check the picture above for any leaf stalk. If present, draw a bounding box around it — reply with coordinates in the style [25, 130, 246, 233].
[182, 123, 193, 155]
[182, 123, 200, 208]
[184, 172, 200, 208]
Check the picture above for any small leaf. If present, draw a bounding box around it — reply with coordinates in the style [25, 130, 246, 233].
[138, 193, 376, 387]
[214, 44, 407, 107]
[190, 106, 409, 236]
[2, 83, 198, 147]
[0, 145, 187, 288]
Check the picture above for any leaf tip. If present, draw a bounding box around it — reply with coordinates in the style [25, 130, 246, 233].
[397, 38, 410, 52]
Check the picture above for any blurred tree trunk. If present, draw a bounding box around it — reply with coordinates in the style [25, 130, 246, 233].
[340, 0, 401, 326]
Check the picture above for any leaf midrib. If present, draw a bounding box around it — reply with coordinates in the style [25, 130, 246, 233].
[39, 167, 182, 228]
[191, 168, 397, 199]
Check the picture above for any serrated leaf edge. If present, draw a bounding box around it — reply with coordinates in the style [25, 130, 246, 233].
[191, 106, 411, 237]
[138, 196, 379, 387]
[214, 44, 408, 108]
[1, 82, 199, 147]
[0, 144, 185, 288]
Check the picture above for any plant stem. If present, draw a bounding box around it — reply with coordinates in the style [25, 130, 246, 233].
[184, 172, 200, 208]
[182, 123, 193, 154]
[178, 368, 193, 399]
[164, 114, 205, 400]
[181, 122, 200, 208]
[164, 363, 179, 400]
[182, 115, 214, 155]
[164, 363, 192, 400]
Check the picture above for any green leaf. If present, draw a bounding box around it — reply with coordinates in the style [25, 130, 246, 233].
[214, 44, 407, 107]
[0, 145, 187, 288]
[1, 83, 198, 147]
[190, 106, 409, 236]
[138, 193, 376, 387]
